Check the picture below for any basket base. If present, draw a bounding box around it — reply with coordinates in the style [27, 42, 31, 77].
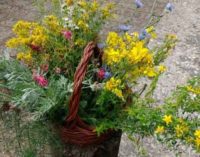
[62, 130, 122, 157]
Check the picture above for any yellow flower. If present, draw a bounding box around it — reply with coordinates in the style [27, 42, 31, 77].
[78, 0, 87, 8]
[101, 3, 114, 19]
[105, 77, 121, 91]
[16, 52, 32, 64]
[195, 138, 200, 147]
[90, 1, 99, 12]
[167, 34, 177, 40]
[187, 86, 200, 95]
[194, 130, 200, 139]
[163, 115, 172, 125]
[43, 15, 61, 33]
[146, 26, 157, 39]
[143, 67, 157, 77]
[113, 88, 124, 100]
[75, 39, 86, 47]
[7, 20, 47, 49]
[175, 124, 188, 137]
[158, 65, 167, 73]
[186, 137, 193, 144]
[16, 52, 24, 60]
[77, 20, 89, 31]
[65, 0, 73, 6]
[104, 77, 124, 100]
[12, 20, 32, 37]
[104, 31, 157, 82]
[155, 125, 165, 134]
[146, 26, 155, 33]
[128, 41, 149, 64]
[104, 48, 121, 65]
[6, 38, 21, 48]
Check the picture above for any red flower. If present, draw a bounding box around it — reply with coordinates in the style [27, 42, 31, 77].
[34, 75, 48, 87]
[62, 30, 72, 40]
[29, 44, 41, 52]
[97, 68, 105, 79]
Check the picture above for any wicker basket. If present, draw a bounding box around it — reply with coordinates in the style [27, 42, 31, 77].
[60, 42, 112, 146]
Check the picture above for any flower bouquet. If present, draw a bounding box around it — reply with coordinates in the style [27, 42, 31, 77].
[3, 0, 196, 155]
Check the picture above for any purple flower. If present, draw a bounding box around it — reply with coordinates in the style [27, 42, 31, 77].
[118, 25, 131, 32]
[104, 72, 112, 79]
[165, 3, 174, 12]
[139, 29, 147, 40]
[135, 0, 143, 8]
[97, 43, 105, 49]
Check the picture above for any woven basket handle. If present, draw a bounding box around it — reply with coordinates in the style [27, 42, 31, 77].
[66, 42, 101, 123]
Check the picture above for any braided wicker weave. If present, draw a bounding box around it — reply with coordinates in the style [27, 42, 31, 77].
[61, 42, 111, 146]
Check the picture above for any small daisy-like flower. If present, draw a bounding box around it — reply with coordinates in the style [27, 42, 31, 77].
[135, 0, 143, 8]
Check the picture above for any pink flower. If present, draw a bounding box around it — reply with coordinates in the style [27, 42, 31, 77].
[62, 30, 72, 40]
[97, 68, 105, 79]
[29, 44, 41, 52]
[34, 75, 48, 87]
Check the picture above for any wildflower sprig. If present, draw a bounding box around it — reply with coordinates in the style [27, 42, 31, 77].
[154, 76, 200, 152]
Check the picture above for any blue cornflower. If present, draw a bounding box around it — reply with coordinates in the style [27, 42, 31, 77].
[135, 0, 143, 8]
[97, 43, 105, 49]
[139, 29, 147, 40]
[104, 72, 112, 79]
[118, 24, 131, 32]
[165, 3, 174, 12]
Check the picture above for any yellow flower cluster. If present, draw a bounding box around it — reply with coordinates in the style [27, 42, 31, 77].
[77, 20, 89, 31]
[104, 77, 124, 100]
[6, 20, 47, 48]
[65, 0, 73, 6]
[175, 124, 188, 137]
[194, 130, 200, 147]
[146, 26, 157, 39]
[158, 65, 167, 73]
[16, 52, 32, 64]
[71, 0, 113, 32]
[187, 86, 200, 95]
[101, 3, 114, 19]
[43, 15, 62, 34]
[104, 32, 157, 79]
